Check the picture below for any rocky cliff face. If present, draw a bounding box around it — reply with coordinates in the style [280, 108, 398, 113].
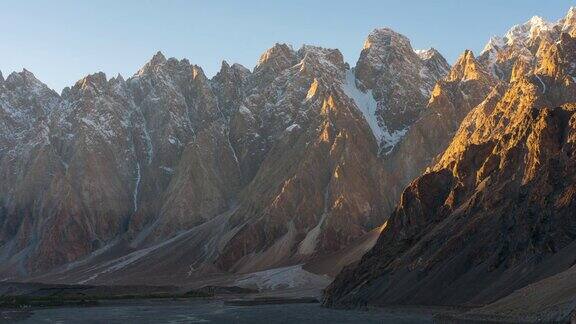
[324, 8, 576, 308]
[382, 49, 497, 197]
[0, 26, 450, 282]
[355, 28, 450, 154]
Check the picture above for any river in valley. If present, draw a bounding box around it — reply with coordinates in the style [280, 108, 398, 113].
[2, 299, 434, 323]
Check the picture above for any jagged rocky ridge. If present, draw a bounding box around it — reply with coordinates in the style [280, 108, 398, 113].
[0, 28, 450, 283]
[324, 8, 576, 309]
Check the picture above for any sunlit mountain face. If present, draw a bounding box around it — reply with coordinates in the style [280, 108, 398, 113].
[325, 7, 576, 322]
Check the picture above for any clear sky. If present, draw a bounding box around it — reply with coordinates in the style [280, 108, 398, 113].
[1, 1, 574, 92]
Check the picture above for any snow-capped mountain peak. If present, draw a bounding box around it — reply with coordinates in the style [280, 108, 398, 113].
[256, 43, 296, 69]
[478, 9, 576, 80]
[562, 6, 576, 34]
[480, 36, 505, 55]
[504, 15, 554, 46]
[414, 48, 437, 60]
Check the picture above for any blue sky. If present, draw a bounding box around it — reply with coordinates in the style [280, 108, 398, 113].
[1, 1, 574, 91]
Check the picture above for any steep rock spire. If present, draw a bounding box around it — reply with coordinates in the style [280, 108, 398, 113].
[254, 43, 297, 74]
[448, 50, 488, 82]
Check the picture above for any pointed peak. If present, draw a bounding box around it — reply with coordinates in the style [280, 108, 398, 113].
[11, 68, 41, 83]
[218, 60, 249, 75]
[6, 68, 43, 87]
[463, 49, 475, 59]
[221, 60, 230, 69]
[213, 61, 250, 84]
[166, 57, 181, 66]
[257, 43, 296, 67]
[255, 43, 297, 73]
[298, 45, 343, 61]
[297, 45, 346, 72]
[108, 73, 128, 95]
[150, 51, 167, 65]
[262, 42, 292, 53]
[136, 51, 170, 76]
[0, 70, 4, 84]
[61, 86, 71, 98]
[21, 68, 35, 77]
[367, 27, 406, 39]
[191, 65, 207, 80]
[453, 49, 476, 65]
[510, 58, 533, 83]
[75, 71, 108, 91]
[110, 73, 125, 84]
[520, 15, 553, 32]
[364, 27, 411, 50]
[563, 6, 576, 34]
[528, 15, 547, 25]
[418, 48, 450, 78]
[448, 50, 486, 82]
[504, 15, 555, 46]
[215, 60, 232, 77]
[481, 12, 561, 55]
[231, 63, 250, 74]
[415, 48, 442, 60]
[86, 71, 107, 82]
[481, 36, 505, 55]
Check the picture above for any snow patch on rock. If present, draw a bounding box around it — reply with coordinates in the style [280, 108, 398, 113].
[133, 162, 141, 212]
[341, 70, 382, 141]
[535, 75, 546, 93]
[235, 265, 332, 291]
[341, 70, 408, 154]
[285, 123, 300, 132]
[414, 48, 434, 60]
[239, 105, 252, 115]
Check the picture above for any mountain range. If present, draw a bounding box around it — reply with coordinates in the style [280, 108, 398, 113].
[2, 6, 576, 321]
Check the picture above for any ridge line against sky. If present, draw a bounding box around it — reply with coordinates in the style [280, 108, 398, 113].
[1, 0, 574, 92]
